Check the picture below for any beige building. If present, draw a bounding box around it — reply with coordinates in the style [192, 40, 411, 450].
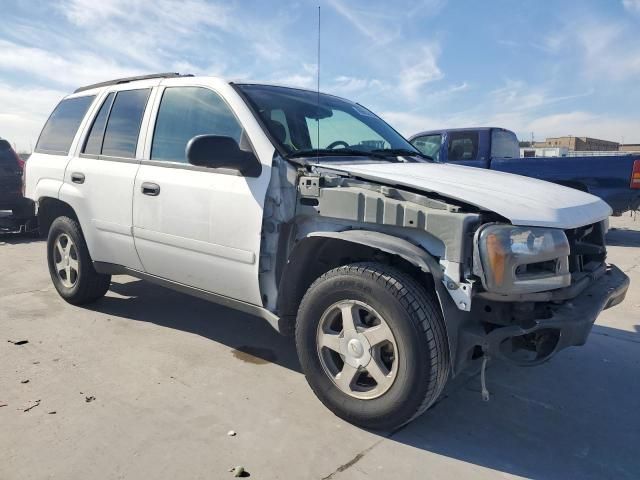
[619, 144, 640, 152]
[533, 136, 619, 151]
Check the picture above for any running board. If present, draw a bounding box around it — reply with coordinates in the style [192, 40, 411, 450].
[93, 261, 282, 333]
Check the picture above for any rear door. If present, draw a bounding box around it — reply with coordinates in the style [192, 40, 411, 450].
[132, 80, 272, 305]
[61, 82, 157, 270]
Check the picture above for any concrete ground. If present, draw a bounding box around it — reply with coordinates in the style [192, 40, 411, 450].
[1, 215, 638, 480]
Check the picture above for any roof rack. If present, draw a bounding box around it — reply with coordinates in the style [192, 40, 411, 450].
[74, 72, 193, 93]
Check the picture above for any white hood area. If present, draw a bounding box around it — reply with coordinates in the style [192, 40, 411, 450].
[322, 162, 611, 229]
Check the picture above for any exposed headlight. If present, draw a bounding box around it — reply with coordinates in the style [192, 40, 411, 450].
[475, 224, 570, 294]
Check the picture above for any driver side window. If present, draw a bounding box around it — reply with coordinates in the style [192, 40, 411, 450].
[411, 134, 441, 161]
[151, 87, 243, 163]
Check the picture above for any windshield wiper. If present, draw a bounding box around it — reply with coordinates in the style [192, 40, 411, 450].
[287, 148, 387, 159]
[371, 148, 433, 161]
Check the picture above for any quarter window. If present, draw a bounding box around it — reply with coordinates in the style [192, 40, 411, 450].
[101, 89, 150, 158]
[151, 87, 243, 163]
[35, 95, 95, 155]
[490, 129, 519, 159]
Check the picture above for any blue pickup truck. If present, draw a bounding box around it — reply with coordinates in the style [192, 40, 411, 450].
[409, 127, 640, 215]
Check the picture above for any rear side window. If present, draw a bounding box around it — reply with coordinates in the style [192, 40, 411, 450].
[83, 92, 115, 155]
[411, 134, 442, 161]
[448, 131, 478, 161]
[101, 89, 151, 158]
[35, 95, 95, 155]
[491, 129, 519, 159]
[151, 87, 242, 163]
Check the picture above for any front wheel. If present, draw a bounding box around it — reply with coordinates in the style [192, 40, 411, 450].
[295, 262, 450, 430]
[47, 216, 111, 305]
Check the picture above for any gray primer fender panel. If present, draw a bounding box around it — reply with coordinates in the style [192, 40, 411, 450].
[304, 184, 481, 263]
[307, 230, 471, 375]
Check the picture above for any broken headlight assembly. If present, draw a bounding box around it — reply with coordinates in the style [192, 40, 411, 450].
[474, 224, 571, 295]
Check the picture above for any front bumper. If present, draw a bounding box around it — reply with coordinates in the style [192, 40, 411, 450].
[480, 264, 629, 365]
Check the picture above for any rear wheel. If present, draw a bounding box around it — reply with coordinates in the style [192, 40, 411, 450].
[295, 262, 450, 430]
[47, 216, 111, 304]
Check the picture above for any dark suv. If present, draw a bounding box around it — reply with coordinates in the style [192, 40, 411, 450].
[0, 139, 34, 219]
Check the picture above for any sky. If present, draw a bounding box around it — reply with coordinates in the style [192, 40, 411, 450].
[1, 0, 640, 152]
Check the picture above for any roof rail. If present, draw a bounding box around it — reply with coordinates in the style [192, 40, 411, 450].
[74, 72, 193, 93]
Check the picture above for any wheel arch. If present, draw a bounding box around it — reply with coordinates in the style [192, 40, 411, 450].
[276, 229, 474, 375]
[307, 230, 437, 272]
[37, 197, 78, 237]
[276, 230, 443, 330]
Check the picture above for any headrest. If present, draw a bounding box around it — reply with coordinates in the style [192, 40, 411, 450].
[268, 120, 287, 144]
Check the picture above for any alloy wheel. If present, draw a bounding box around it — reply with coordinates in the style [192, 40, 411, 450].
[53, 233, 79, 288]
[316, 300, 399, 399]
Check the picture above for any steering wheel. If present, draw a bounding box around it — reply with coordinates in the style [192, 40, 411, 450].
[326, 140, 350, 150]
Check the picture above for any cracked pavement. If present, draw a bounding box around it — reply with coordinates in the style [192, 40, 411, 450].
[1, 215, 639, 479]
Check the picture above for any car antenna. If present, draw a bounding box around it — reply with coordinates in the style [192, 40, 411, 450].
[316, 5, 321, 165]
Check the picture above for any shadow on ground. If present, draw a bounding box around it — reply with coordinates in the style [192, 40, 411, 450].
[90, 278, 640, 480]
[92, 279, 301, 373]
[0, 231, 42, 245]
[389, 321, 640, 480]
[606, 224, 640, 247]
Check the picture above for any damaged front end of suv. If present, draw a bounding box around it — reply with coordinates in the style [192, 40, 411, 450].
[261, 157, 629, 377]
[236, 82, 629, 427]
[468, 221, 628, 367]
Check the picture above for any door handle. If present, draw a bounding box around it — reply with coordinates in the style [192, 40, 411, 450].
[71, 172, 85, 184]
[141, 182, 160, 196]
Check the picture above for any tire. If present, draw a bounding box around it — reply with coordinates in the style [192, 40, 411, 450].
[47, 216, 111, 305]
[295, 262, 450, 430]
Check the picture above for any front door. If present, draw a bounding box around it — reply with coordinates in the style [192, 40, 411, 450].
[132, 84, 271, 305]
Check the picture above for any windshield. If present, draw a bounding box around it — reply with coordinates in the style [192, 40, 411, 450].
[236, 84, 421, 159]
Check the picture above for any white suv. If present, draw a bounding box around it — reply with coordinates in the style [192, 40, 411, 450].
[26, 73, 629, 429]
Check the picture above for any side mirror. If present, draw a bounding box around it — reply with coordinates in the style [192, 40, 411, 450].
[186, 135, 261, 177]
